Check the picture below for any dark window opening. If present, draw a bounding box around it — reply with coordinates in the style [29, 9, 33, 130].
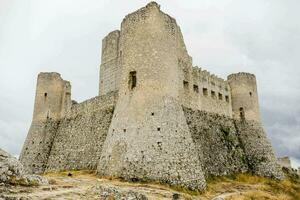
[193, 84, 199, 93]
[123, 129, 126, 133]
[183, 81, 189, 90]
[44, 93, 47, 99]
[239, 107, 245, 120]
[249, 92, 252, 97]
[129, 71, 137, 90]
[225, 95, 229, 102]
[218, 93, 223, 100]
[211, 91, 216, 98]
[46, 111, 50, 120]
[203, 88, 208, 96]
[157, 127, 161, 131]
[151, 112, 154, 116]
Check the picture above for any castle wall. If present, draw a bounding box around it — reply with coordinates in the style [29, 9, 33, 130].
[97, 2, 206, 190]
[46, 91, 117, 171]
[183, 107, 283, 179]
[99, 30, 121, 95]
[179, 65, 232, 116]
[183, 107, 248, 177]
[19, 121, 59, 174]
[235, 121, 283, 179]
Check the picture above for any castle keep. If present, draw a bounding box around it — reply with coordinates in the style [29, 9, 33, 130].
[20, 2, 282, 190]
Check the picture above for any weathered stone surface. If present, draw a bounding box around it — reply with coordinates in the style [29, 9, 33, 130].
[0, 148, 47, 186]
[184, 107, 248, 177]
[183, 107, 283, 179]
[46, 93, 116, 171]
[90, 184, 148, 200]
[0, 148, 24, 184]
[235, 121, 284, 179]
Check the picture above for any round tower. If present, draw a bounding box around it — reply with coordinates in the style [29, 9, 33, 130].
[227, 72, 261, 123]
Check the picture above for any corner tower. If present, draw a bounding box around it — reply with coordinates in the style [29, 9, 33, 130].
[20, 72, 71, 174]
[97, 2, 206, 190]
[227, 72, 261, 123]
[32, 72, 71, 122]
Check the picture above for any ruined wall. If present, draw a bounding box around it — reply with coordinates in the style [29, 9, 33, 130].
[99, 30, 121, 96]
[183, 107, 283, 179]
[46, 91, 117, 171]
[97, 2, 206, 190]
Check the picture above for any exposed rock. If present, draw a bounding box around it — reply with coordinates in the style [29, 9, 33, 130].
[90, 184, 148, 200]
[0, 148, 47, 186]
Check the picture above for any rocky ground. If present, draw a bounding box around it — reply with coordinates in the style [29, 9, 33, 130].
[1, 148, 300, 200]
[0, 170, 299, 200]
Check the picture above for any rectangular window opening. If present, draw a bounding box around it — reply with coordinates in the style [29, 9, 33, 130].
[203, 88, 208, 96]
[129, 71, 137, 90]
[193, 84, 199, 93]
[218, 93, 223, 100]
[183, 81, 189, 90]
[225, 95, 229, 102]
[211, 91, 216, 98]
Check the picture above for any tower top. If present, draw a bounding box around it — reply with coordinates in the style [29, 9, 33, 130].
[146, 1, 160, 9]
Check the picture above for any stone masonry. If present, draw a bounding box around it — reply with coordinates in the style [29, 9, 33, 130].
[20, 2, 283, 191]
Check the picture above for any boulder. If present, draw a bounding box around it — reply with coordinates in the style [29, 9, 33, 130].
[0, 148, 47, 186]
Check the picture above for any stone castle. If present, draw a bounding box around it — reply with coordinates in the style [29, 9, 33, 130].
[20, 2, 283, 190]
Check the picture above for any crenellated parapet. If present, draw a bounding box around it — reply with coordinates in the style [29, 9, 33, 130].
[179, 64, 232, 116]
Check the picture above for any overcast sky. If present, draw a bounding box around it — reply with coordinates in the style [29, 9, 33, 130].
[0, 0, 299, 168]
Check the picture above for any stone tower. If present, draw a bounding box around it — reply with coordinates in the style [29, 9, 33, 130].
[228, 72, 261, 123]
[99, 30, 121, 96]
[97, 2, 206, 190]
[19, 72, 71, 173]
[228, 73, 283, 179]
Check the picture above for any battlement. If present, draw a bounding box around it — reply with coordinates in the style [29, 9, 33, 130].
[122, 1, 160, 25]
[193, 66, 228, 86]
[38, 72, 62, 80]
[228, 72, 256, 81]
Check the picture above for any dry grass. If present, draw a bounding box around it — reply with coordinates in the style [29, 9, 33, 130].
[42, 170, 300, 199]
[204, 173, 300, 200]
